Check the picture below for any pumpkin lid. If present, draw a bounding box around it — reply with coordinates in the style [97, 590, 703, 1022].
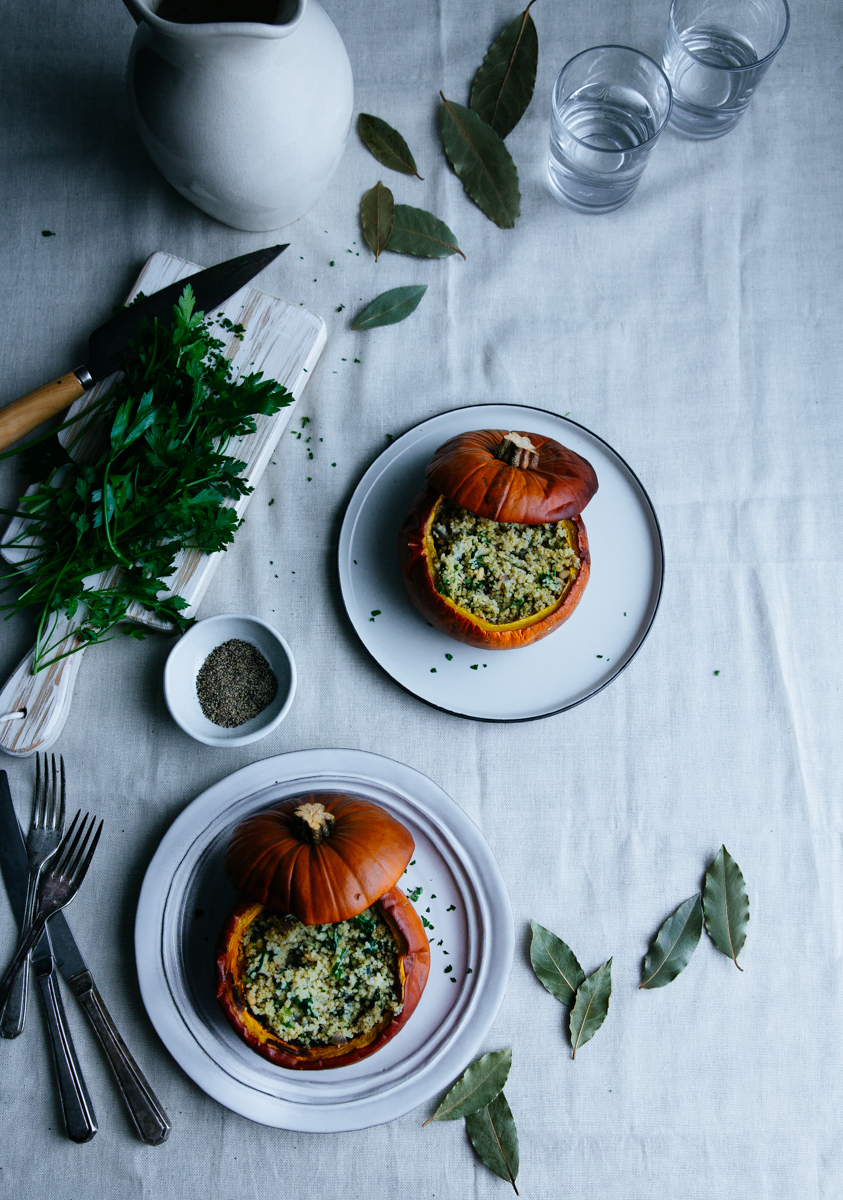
[224, 793, 415, 925]
[425, 429, 598, 524]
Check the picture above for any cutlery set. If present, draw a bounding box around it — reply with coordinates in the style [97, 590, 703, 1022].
[0, 763, 170, 1144]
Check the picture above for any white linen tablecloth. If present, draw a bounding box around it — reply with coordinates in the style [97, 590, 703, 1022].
[1, 0, 841, 1196]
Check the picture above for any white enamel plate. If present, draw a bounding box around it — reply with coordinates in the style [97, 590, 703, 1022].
[135, 749, 514, 1131]
[338, 404, 664, 721]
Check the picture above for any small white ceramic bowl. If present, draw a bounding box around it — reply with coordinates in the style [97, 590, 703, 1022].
[163, 614, 296, 747]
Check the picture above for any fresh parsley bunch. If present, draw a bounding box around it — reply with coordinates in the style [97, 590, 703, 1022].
[0, 286, 292, 671]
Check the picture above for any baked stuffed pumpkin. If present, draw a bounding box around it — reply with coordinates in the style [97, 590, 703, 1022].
[398, 429, 598, 649]
[216, 794, 430, 1070]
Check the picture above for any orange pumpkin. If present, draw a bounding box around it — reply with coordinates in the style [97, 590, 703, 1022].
[215, 886, 430, 1071]
[224, 794, 415, 925]
[217, 794, 428, 1070]
[398, 430, 597, 650]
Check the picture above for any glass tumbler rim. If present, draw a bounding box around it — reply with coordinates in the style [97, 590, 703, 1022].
[667, 0, 791, 72]
[553, 45, 673, 153]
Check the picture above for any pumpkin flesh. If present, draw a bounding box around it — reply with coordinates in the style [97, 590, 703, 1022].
[216, 887, 430, 1070]
[399, 483, 591, 649]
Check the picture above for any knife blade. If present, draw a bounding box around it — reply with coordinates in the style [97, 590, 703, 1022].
[0, 243, 288, 454]
[0, 771, 171, 1144]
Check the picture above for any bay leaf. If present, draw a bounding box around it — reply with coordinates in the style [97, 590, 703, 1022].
[360, 181, 394, 261]
[439, 94, 521, 229]
[469, 1, 538, 139]
[569, 958, 612, 1059]
[465, 1090, 520, 1194]
[358, 113, 423, 179]
[350, 285, 427, 331]
[640, 893, 703, 989]
[425, 1047, 511, 1123]
[387, 204, 465, 260]
[703, 846, 749, 970]
[529, 919, 585, 1005]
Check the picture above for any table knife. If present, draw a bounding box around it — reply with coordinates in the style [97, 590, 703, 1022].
[0, 771, 171, 1144]
[31, 938, 98, 1143]
[0, 243, 288, 454]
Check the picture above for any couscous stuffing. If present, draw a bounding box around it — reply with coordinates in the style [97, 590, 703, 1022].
[430, 498, 581, 624]
[241, 906, 402, 1047]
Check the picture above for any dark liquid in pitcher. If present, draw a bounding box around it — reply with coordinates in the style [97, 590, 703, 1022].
[155, 0, 288, 23]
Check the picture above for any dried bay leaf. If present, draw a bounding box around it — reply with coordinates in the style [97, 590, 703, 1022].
[470, 1, 538, 139]
[439, 94, 521, 229]
[465, 1090, 520, 1194]
[703, 846, 749, 970]
[358, 113, 423, 179]
[569, 958, 612, 1058]
[529, 919, 585, 1005]
[640, 893, 703, 989]
[425, 1047, 511, 1123]
[360, 181, 394, 261]
[387, 204, 465, 260]
[350, 285, 427, 331]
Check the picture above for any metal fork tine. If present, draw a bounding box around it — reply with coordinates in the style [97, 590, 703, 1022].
[34, 753, 41, 826]
[63, 815, 94, 881]
[33, 752, 46, 830]
[49, 753, 57, 830]
[57, 756, 66, 832]
[70, 820, 103, 892]
[54, 810, 83, 877]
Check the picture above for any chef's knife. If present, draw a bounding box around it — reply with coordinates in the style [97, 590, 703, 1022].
[0, 771, 171, 1144]
[0, 243, 288, 454]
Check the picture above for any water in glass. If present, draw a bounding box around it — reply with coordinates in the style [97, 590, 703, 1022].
[548, 84, 659, 213]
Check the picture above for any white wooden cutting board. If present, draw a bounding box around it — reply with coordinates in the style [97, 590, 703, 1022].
[0, 251, 326, 756]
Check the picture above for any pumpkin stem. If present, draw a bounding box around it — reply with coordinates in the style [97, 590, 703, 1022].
[495, 432, 540, 470]
[292, 802, 336, 845]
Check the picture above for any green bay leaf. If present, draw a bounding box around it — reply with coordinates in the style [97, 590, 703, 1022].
[569, 958, 612, 1059]
[469, 1, 538, 139]
[439, 94, 521, 229]
[465, 1090, 520, 1194]
[360, 181, 394, 261]
[703, 846, 749, 969]
[386, 204, 465, 259]
[425, 1047, 511, 1123]
[529, 919, 585, 1005]
[350, 285, 427, 331]
[358, 113, 423, 179]
[640, 893, 703, 989]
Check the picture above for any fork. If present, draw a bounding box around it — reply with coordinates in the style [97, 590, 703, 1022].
[0, 754, 65, 1038]
[0, 810, 103, 1015]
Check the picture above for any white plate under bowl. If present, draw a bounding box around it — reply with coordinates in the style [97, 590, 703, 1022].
[135, 749, 514, 1132]
[338, 404, 664, 721]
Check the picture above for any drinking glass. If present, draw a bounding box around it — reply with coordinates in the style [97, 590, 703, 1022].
[547, 46, 672, 215]
[663, 0, 790, 139]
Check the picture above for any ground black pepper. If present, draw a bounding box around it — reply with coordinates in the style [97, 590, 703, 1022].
[196, 638, 278, 728]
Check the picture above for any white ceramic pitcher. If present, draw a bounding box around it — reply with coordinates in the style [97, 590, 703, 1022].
[125, 0, 354, 231]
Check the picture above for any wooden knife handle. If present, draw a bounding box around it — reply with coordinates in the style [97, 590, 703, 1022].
[0, 371, 88, 454]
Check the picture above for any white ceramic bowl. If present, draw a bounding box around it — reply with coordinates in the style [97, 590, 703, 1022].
[163, 614, 296, 747]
